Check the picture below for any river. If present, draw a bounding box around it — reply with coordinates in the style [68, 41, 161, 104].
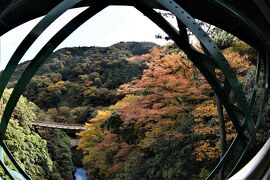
[74, 168, 87, 180]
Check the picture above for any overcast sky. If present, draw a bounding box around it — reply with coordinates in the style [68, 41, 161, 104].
[0, 6, 176, 70]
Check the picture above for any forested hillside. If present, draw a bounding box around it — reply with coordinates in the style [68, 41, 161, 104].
[77, 41, 257, 179]
[0, 90, 73, 179]
[1, 42, 157, 179]
[3, 40, 260, 179]
[9, 42, 156, 124]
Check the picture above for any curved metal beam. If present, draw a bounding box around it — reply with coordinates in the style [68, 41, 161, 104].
[0, 3, 108, 139]
[229, 138, 270, 179]
[0, 0, 269, 179]
[133, 2, 250, 178]
[0, 0, 83, 109]
[1, 0, 270, 48]
[157, 0, 256, 142]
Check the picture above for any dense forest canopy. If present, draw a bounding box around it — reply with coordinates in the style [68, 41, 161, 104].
[77, 41, 258, 179]
[1, 40, 264, 179]
[8, 42, 157, 124]
[0, 89, 73, 179]
[0, 41, 158, 179]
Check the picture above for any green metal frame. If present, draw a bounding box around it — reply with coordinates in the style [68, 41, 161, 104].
[0, 0, 269, 179]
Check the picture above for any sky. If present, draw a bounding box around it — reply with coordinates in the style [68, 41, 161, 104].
[0, 6, 176, 70]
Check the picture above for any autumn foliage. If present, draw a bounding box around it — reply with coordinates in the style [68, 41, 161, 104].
[78, 43, 254, 179]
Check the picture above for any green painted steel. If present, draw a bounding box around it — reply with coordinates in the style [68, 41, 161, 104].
[0, 145, 27, 179]
[0, 0, 83, 106]
[135, 4, 247, 178]
[0, 0, 83, 138]
[157, 0, 256, 142]
[0, 0, 269, 179]
[0, 141, 30, 179]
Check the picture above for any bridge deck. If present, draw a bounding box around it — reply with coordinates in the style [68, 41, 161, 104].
[31, 122, 86, 131]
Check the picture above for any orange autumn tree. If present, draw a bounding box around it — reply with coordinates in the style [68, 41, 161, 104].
[77, 43, 254, 179]
[191, 43, 254, 162]
[78, 46, 201, 178]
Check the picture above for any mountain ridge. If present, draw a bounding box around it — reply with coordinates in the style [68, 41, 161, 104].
[6, 41, 157, 124]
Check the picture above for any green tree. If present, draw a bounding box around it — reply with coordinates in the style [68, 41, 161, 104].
[1, 89, 54, 179]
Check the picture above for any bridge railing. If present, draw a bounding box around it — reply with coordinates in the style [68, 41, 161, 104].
[229, 138, 270, 179]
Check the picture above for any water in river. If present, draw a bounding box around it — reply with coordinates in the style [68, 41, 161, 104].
[74, 168, 87, 180]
